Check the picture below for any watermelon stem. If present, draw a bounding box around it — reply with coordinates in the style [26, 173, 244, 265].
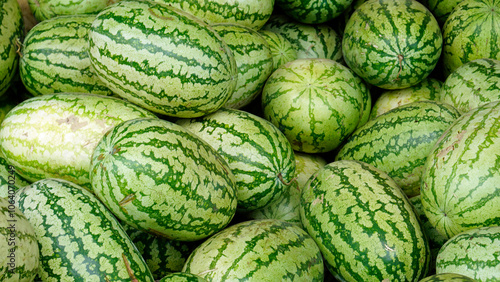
[122, 253, 139, 282]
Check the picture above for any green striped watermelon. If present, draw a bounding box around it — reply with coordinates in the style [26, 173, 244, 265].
[88, 0, 238, 118]
[275, 0, 353, 24]
[177, 108, 296, 212]
[439, 58, 500, 114]
[421, 100, 500, 240]
[182, 219, 324, 281]
[153, 0, 274, 30]
[19, 14, 112, 97]
[259, 30, 298, 71]
[212, 23, 273, 109]
[0, 156, 30, 198]
[342, 0, 442, 89]
[27, 0, 118, 22]
[335, 101, 460, 197]
[0, 0, 23, 98]
[159, 272, 208, 282]
[122, 222, 196, 279]
[262, 58, 370, 153]
[370, 77, 443, 119]
[436, 226, 500, 280]
[419, 273, 478, 282]
[89, 117, 237, 241]
[262, 14, 343, 61]
[442, 0, 500, 77]
[0, 93, 157, 190]
[0, 197, 39, 282]
[300, 160, 430, 281]
[14, 178, 154, 281]
[418, 0, 463, 24]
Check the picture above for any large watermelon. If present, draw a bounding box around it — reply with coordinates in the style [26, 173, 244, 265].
[88, 0, 238, 118]
[19, 14, 112, 97]
[89, 117, 238, 241]
[15, 178, 154, 281]
[300, 160, 430, 281]
[0, 93, 157, 190]
[421, 100, 500, 240]
[0, 0, 23, 97]
[442, 0, 500, 77]
[342, 0, 442, 89]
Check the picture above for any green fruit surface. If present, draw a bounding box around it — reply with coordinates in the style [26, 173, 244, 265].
[275, 0, 353, 24]
[0, 0, 23, 97]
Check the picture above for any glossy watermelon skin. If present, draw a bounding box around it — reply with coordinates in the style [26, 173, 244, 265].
[0, 0, 23, 98]
[14, 178, 154, 281]
[0, 197, 39, 282]
[19, 14, 112, 97]
[88, 0, 238, 118]
[436, 226, 500, 281]
[300, 160, 430, 282]
[90, 117, 238, 241]
[335, 101, 460, 197]
[182, 219, 325, 281]
[421, 100, 500, 240]
[342, 0, 442, 89]
[439, 58, 500, 114]
[442, 0, 500, 77]
[152, 0, 274, 30]
[262, 58, 370, 153]
[0, 93, 156, 190]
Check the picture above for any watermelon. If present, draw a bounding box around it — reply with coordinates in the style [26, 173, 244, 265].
[0, 197, 39, 282]
[418, 0, 463, 24]
[88, 0, 238, 118]
[159, 272, 208, 282]
[262, 14, 343, 62]
[342, 0, 442, 89]
[27, 0, 119, 22]
[182, 219, 325, 281]
[122, 224, 196, 280]
[275, 0, 354, 24]
[19, 14, 112, 97]
[0, 156, 30, 198]
[300, 160, 430, 281]
[335, 101, 461, 197]
[152, 0, 274, 30]
[0, 93, 157, 190]
[14, 178, 154, 281]
[262, 58, 370, 153]
[370, 77, 443, 119]
[89, 117, 238, 241]
[259, 30, 298, 71]
[419, 273, 478, 282]
[439, 58, 500, 114]
[177, 108, 296, 212]
[441, 0, 500, 76]
[212, 23, 273, 109]
[421, 100, 500, 240]
[0, 0, 23, 98]
[436, 226, 500, 281]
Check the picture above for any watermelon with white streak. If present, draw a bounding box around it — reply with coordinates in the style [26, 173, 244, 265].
[0, 93, 157, 190]
[88, 0, 238, 118]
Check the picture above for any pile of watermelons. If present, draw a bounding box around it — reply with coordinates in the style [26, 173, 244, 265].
[1, 0, 499, 280]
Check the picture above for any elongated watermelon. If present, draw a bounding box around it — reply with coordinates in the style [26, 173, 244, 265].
[14, 178, 154, 281]
[0, 197, 39, 282]
[335, 101, 461, 197]
[90, 117, 238, 241]
[436, 226, 500, 280]
[0, 0, 23, 97]
[177, 108, 295, 212]
[212, 23, 273, 109]
[262, 58, 369, 153]
[0, 93, 157, 190]
[442, 0, 500, 77]
[88, 0, 238, 118]
[421, 100, 500, 240]
[300, 160, 430, 281]
[342, 0, 442, 89]
[19, 14, 112, 97]
[182, 219, 324, 281]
